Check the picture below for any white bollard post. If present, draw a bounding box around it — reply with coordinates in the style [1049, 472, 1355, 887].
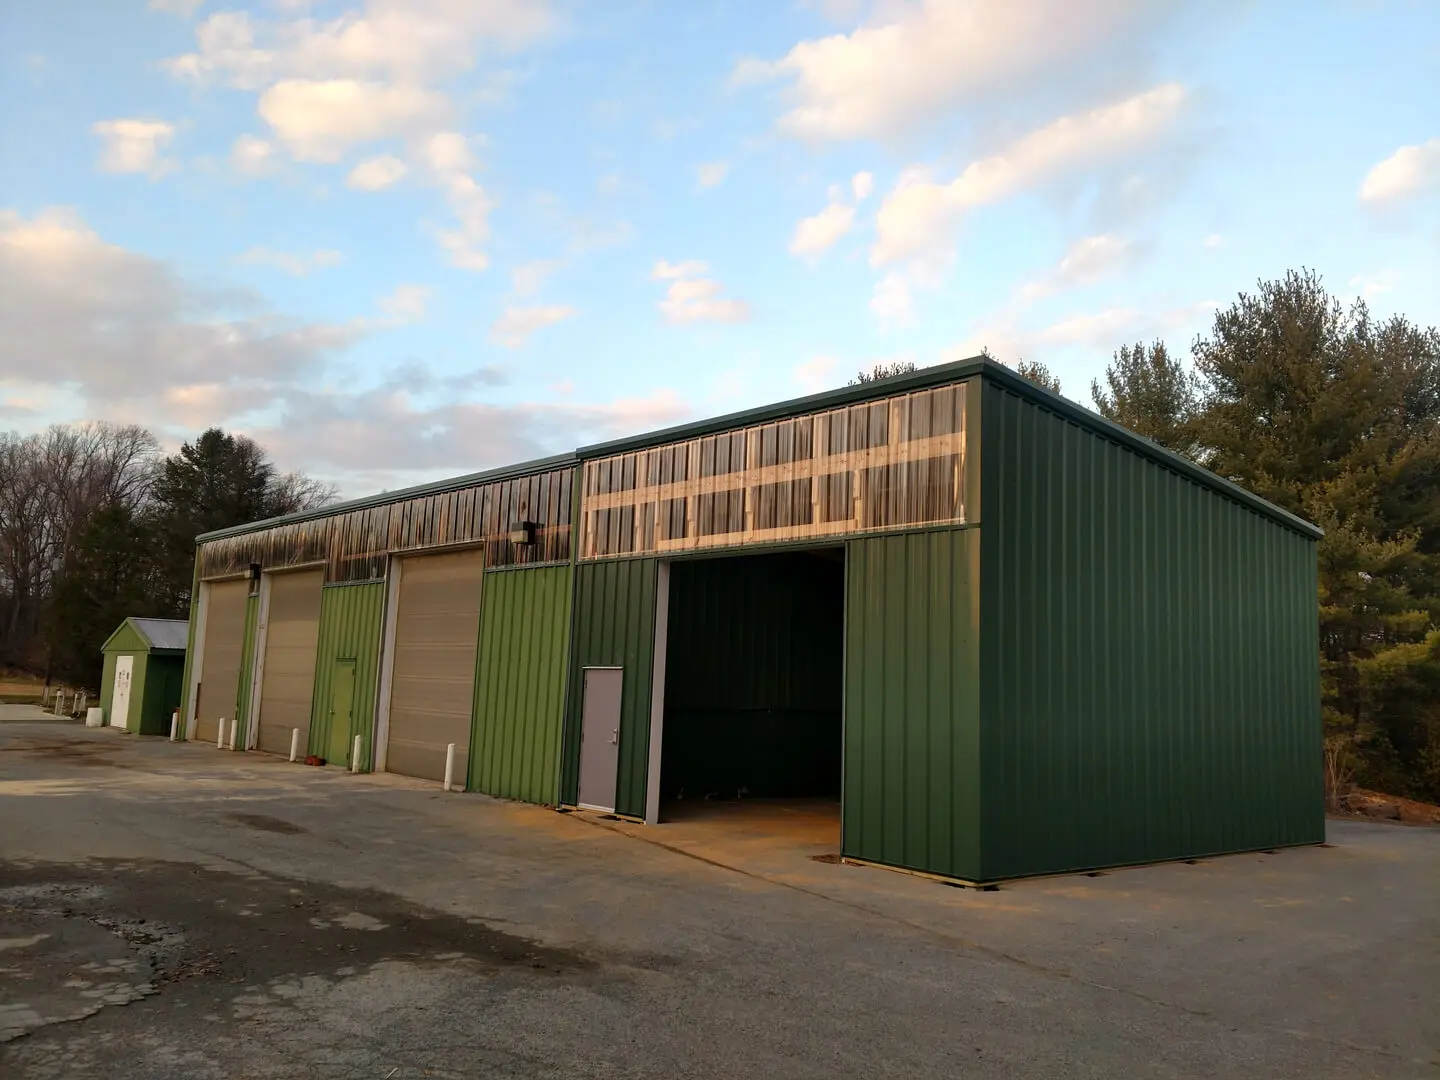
[54, 691, 63, 717]
[170, 711, 179, 741]
[351, 735, 363, 773]
[228, 719, 238, 751]
[77, 691, 87, 715]
[216, 716, 227, 749]
[443, 742, 456, 792]
[289, 728, 300, 762]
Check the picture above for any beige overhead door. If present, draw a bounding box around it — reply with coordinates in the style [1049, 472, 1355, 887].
[385, 549, 485, 781]
[195, 579, 249, 745]
[256, 569, 324, 756]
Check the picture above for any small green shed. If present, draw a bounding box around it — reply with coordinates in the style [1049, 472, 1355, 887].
[100, 618, 189, 736]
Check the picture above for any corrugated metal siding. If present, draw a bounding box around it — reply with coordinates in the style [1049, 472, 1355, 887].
[662, 552, 843, 799]
[979, 382, 1323, 881]
[470, 565, 573, 804]
[138, 655, 184, 736]
[843, 528, 982, 881]
[309, 582, 386, 768]
[562, 558, 657, 816]
[234, 594, 259, 746]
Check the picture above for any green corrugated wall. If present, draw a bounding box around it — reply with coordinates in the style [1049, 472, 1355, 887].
[562, 557, 657, 816]
[978, 382, 1323, 880]
[843, 528, 982, 881]
[309, 581, 386, 769]
[469, 564, 573, 804]
[234, 594, 260, 746]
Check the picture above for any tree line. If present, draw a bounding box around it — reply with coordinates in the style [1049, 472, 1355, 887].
[0, 427, 334, 689]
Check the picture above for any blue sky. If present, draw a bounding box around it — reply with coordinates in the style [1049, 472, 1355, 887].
[1, 0, 1437, 495]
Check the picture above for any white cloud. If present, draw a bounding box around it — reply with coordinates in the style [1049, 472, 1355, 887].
[1019, 234, 1136, 301]
[251, 386, 690, 490]
[238, 247, 343, 275]
[148, 0, 205, 16]
[420, 131, 494, 270]
[870, 272, 914, 328]
[258, 79, 449, 162]
[165, 1, 556, 89]
[376, 283, 431, 323]
[851, 171, 874, 202]
[957, 299, 1218, 360]
[1359, 138, 1440, 205]
[511, 259, 560, 297]
[0, 207, 361, 415]
[1349, 270, 1400, 302]
[790, 201, 855, 259]
[229, 134, 278, 176]
[651, 260, 749, 324]
[347, 154, 408, 190]
[696, 161, 730, 189]
[91, 119, 176, 176]
[872, 84, 1187, 266]
[490, 304, 577, 347]
[652, 259, 710, 280]
[737, 0, 1161, 141]
[793, 355, 837, 393]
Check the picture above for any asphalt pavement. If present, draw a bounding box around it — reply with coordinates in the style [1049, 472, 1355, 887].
[1, 709, 1436, 1079]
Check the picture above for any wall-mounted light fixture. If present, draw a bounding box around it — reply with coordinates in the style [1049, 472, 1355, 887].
[248, 563, 262, 581]
[508, 521, 538, 546]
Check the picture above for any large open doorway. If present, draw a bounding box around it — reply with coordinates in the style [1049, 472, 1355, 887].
[655, 547, 844, 850]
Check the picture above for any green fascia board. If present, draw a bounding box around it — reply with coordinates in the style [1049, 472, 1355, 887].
[194, 451, 578, 544]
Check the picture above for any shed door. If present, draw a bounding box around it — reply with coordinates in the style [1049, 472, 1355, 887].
[110, 655, 134, 731]
[195, 579, 249, 744]
[256, 569, 324, 756]
[385, 550, 485, 781]
[577, 668, 623, 812]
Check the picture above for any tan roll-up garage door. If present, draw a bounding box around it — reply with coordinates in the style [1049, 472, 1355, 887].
[255, 569, 324, 756]
[385, 549, 485, 781]
[195, 579, 249, 744]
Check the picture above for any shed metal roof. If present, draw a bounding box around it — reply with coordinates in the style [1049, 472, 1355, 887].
[131, 618, 190, 651]
[194, 354, 1322, 545]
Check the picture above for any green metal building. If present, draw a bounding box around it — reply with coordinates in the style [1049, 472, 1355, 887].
[178, 356, 1323, 883]
[100, 618, 188, 736]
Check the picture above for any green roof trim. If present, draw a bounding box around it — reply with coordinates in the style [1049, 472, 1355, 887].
[196, 451, 577, 543]
[196, 355, 1320, 546]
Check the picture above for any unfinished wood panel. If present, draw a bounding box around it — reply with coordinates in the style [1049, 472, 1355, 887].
[385, 549, 485, 782]
[255, 569, 324, 756]
[579, 383, 968, 559]
[195, 579, 249, 744]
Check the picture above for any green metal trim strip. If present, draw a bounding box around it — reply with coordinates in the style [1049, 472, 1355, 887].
[233, 594, 260, 748]
[196, 452, 577, 543]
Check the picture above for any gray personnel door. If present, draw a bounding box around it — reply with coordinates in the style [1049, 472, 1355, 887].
[577, 668, 623, 813]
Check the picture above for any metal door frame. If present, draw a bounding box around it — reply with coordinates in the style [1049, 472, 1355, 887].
[643, 562, 670, 825]
[576, 665, 624, 813]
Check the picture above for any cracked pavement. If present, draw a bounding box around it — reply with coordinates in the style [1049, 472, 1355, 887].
[1, 711, 1437, 1079]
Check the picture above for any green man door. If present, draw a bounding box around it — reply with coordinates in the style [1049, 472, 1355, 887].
[327, 659, 357, 767]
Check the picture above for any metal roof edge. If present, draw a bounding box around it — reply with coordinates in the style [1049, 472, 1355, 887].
[576, 354, 993, 459]
[196, 451, 578, 543]
[977, 361, 1324, 540]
